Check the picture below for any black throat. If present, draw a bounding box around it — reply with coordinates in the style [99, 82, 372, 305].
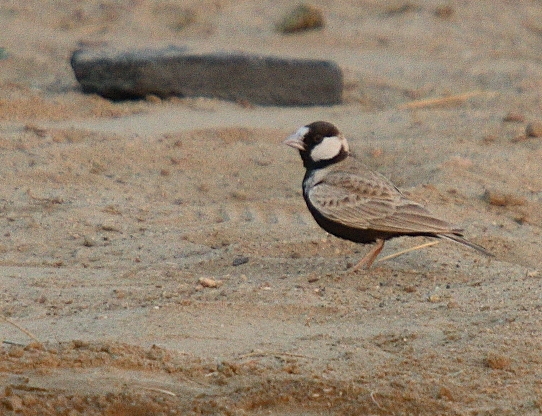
[301, 147, 349, 170]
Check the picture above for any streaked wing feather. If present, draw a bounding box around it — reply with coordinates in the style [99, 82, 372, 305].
[308, 172, 458, 234]
[369, 204, 460, 233]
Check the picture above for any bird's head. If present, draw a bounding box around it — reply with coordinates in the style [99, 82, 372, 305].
[284, 121, 349, 169]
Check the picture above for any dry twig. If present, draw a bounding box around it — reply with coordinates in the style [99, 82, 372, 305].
[370, 391, 383, 409]
[239, 351, 315, 360]
[1, 315, 40, 343]
[376, 241, 439, 263]
[398, 91, 489, 109]
[138, 386, 177, 396]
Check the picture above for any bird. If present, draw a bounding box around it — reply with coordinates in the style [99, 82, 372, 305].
[284, 121, 493, 270]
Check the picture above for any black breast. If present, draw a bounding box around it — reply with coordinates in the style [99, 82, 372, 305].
[304, 199, 400, 244]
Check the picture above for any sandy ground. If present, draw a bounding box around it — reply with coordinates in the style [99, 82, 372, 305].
[1, 1, 542, 414]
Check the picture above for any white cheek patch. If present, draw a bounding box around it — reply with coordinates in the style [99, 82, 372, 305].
[311, 136, 343, 162]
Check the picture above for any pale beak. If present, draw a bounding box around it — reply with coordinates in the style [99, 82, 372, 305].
[283, 133, 306, 151]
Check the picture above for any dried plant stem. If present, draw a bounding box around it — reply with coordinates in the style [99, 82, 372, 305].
[239, 351, 315, 360]
[376, 241, 439, 263]
[1, 315, 40, 343]
[398, 91, 489, 109]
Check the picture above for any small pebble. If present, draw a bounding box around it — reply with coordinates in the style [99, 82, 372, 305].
[232, 256, 249, 266]
[24, 123, 48, 137]
[230, 190, 248, 201]
[428, 294, 441, 303]
[482, 189, 526, 207]
[513, 212, 528, 225]
[198, 277, 222, 288]
[101, 223, 120, 232]
[502, 112, 525, 122]
[276, 4, 325, 34]
[525, 121, 542, 137]
[482, 134, 497, 144]
[83, 235, 98, 247]
[485, 352, 511, 370]
[434, 5, 454, 19]
[7, 347, 25, 358]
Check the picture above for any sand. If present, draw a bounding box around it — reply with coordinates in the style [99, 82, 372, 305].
[1, 1, 541, 414]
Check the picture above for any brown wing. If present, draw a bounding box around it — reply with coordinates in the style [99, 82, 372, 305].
[307, 170, 461, 235]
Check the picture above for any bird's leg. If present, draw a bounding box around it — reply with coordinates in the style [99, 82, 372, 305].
[350, 239, 385, 271]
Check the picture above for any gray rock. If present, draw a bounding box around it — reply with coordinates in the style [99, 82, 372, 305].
[70, 46, 343, 106]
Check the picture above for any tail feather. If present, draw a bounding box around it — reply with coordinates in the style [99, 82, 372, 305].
[439, 233, 494, 258]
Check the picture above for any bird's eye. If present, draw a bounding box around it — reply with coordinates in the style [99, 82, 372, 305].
[313, 136, 324, 144]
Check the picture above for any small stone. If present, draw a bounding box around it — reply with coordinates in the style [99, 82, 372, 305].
[434, 5, 454, 19]
[101, 223, 120, 232]
[485, 352, 511, 370]
[525, 121, 542, 137]
[113, 289, 126, 299]
[73, 339, 89, 349]
[83, 235, 98, 247]
[198, 277, 221, 288]
[502, 112, 525, 123]
[276, 4, 325, 34]
[482, 134, 497, 144]
[484, 191, 507, 206]
[482, 190, 526, 207]
[23, 342, 44, 351]
[428, 294, 441, 303]
[404, 285, 417, 293]
[513, 212, 528, 225]
[230, 190, 248, 200]
[232, 256, 249, 266]
[24, 123, 49, 137]
[7, 347, 24, 358]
